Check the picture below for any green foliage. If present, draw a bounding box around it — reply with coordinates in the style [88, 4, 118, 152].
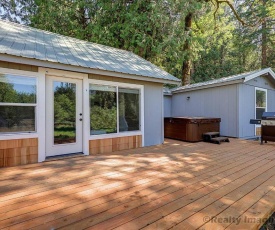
[90, 106, 117, 133]
[1, 0, 274, 83]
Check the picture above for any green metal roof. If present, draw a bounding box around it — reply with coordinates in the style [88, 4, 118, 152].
[0, 20, 180, 83]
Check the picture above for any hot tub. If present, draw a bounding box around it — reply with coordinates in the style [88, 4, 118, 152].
[164, 117, 221, 142]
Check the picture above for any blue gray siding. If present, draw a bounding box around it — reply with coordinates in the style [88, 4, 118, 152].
[238, 75, 275, 138]
[164, 95, 172, 117]
[144, 83, 164, 146]
[89, 74, 164, 146]
[171, 84, 239, 137]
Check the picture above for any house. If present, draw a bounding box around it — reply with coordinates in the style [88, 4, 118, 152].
[0, 20, 180, 167]
[164, 68, 275, 139]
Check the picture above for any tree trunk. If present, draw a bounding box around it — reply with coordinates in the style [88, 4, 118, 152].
[182, 13, 193, 86]
[261, 0, 267, 68]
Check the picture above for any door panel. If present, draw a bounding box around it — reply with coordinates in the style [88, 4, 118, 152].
[46, 76, 83, 157]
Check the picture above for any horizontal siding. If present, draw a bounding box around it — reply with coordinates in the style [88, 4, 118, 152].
[0, 60, 38, 72]
[89, 73, 149, 85]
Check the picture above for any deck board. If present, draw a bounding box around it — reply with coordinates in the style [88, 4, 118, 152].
[0, 138, 274, 230]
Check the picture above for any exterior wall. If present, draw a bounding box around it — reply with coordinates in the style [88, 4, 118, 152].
[164, 95, 172, 117]
[89, 135, 142, 154]
[238, 75, 275, 138]
[0, 63, 41, 167]
[144, 83, 164, 146]
[89, 74, 164, 147]
[0, 61, 38, 72]
[171, 84, 239, 137]
[0, 138, 38, 167]
[0, 62, 165, 168]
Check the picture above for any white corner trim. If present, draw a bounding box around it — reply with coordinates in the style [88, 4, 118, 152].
[90, 131, 143, 140]
[244, 68, 275, 82]
[0, 133, 39, 140]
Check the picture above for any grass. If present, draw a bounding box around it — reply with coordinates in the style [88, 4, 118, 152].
[260, 213, 275, 230]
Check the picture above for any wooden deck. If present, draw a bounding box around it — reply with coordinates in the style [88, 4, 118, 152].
[0, 138, 275, 230]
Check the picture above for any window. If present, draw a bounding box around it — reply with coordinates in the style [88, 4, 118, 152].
[89, 83, 141, 136]
[119, 88, 140, 132]
[256, 89, 267, 119]
[0, 74, 37, 133]
[90, 84, 117, 135]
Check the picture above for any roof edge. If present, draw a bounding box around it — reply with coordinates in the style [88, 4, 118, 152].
[244, 68, 275, 82]
[172, 79, 244, 93]
[0, 54, 180, 84]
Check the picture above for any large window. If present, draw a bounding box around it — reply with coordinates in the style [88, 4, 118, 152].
[90, 83, 141, 136]
[0, 74, 37, 133]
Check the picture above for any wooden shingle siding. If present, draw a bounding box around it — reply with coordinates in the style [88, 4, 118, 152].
[89, 135, 142, 155]
[0, 138, 38, 167]
[0, 61, 38, 72]
[89, 73, 158, 85]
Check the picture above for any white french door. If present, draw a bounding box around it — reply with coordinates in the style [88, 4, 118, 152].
[46, 76, 83, 157]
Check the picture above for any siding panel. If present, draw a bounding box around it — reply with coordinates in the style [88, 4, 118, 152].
[171, 84, 238, 137]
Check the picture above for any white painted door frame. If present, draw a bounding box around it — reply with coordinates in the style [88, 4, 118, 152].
[46, 75, 83, 157]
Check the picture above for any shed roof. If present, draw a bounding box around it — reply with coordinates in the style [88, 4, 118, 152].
[0, 20, 180, 84]
[172, 68, 275, 93]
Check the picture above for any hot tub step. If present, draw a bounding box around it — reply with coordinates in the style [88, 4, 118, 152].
[210, 137, 230, 144]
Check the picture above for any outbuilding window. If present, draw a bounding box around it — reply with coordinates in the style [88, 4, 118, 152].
[0, 74, 37, 133]
[255, 88, 267, 119]
[89, 82, 141, 136]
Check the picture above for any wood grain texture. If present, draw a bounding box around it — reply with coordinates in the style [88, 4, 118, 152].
[0, 139, 274, 230]
[0, 61, 38, 72]
[89, 73, 162, 86]
[0, 138, 38, 167]
[89, 135, 142, 155]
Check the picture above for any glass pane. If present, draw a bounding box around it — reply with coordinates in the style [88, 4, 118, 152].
[0, 74, 36, 103]
[0, 106, 35, 133]
[54, 82, 76, 144]
[256, 108, 265, 119]
[256, 90, 266, 107]
[119, 88, 140, 132]
[90, 84, 117, 135]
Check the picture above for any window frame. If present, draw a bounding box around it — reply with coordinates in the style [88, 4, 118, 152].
[0, 71, 38, 135]
[88, 79, 144, 141]
[255, 87, 267, 136]
[0, 67, 45, 140]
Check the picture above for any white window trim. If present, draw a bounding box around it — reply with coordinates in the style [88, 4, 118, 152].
[255, 87, 267, 136]
[88, 79, 144, 146]
[0, 67, 44, 141]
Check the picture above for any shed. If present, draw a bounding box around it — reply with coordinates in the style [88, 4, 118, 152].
[0, 20, 180, 167]
[164, 68, 275, 139]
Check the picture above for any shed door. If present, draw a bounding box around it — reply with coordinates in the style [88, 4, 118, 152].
[46, 76, 83, 157]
